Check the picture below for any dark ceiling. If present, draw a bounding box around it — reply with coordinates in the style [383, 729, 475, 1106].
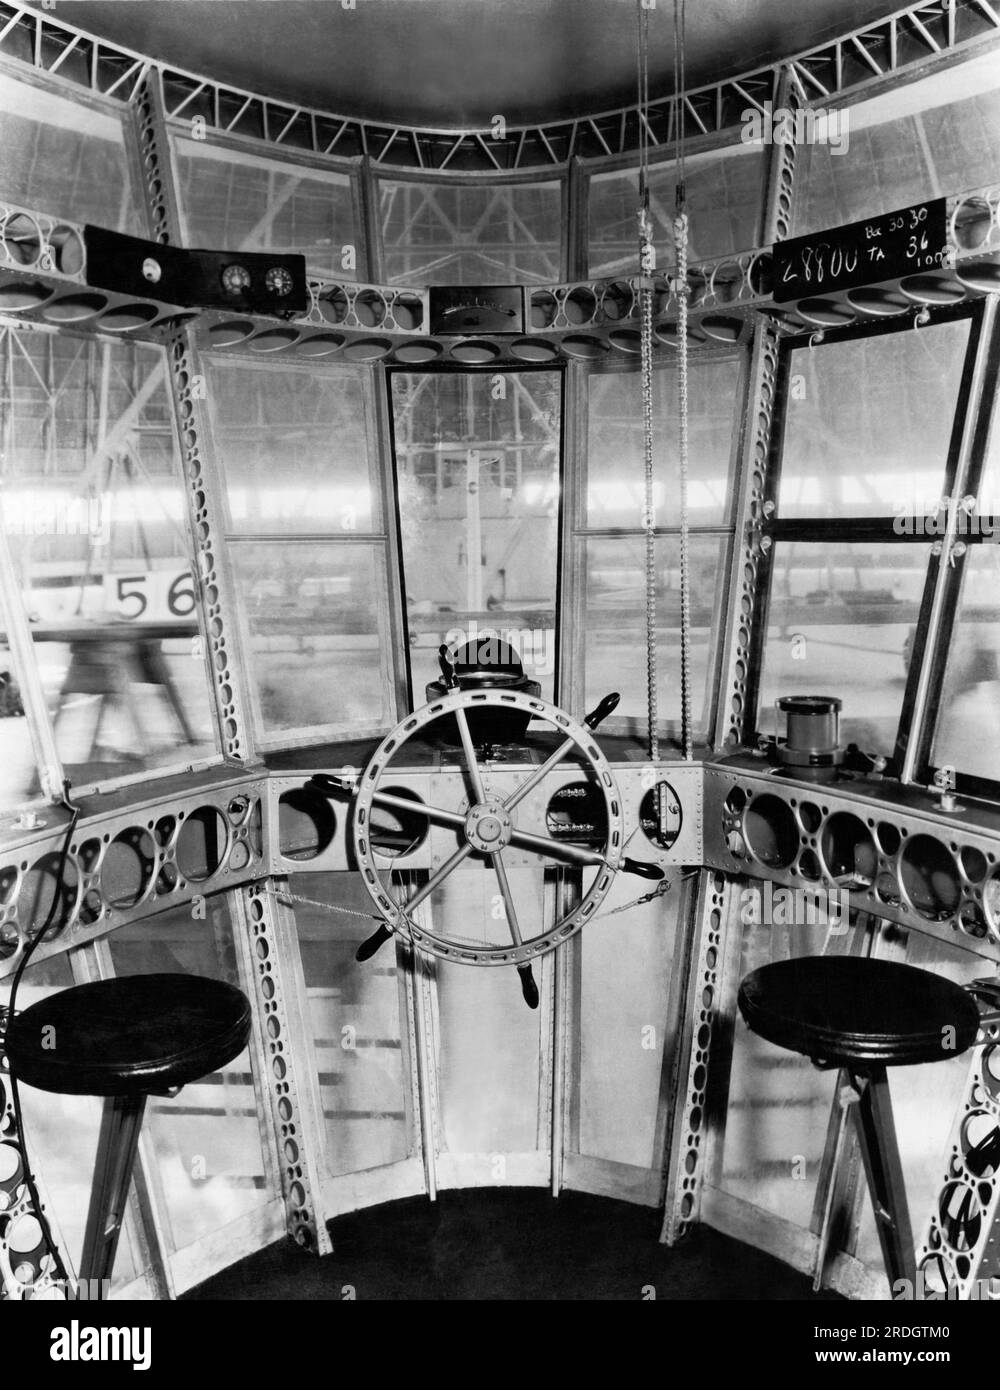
[39, 0, 913, 127]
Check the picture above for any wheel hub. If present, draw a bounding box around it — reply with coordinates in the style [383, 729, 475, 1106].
[465, 800, 514, 853]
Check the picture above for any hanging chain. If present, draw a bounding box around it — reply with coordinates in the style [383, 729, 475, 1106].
[637, 0, 659, 764]
[674, 0, 693, 761]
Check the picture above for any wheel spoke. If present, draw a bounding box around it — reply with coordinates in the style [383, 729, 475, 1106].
[454, 704, 488, 804]
[492, 850, 524, 947]
[502, 736, 574, 814]
[507, 826, 606, 868]
[370, 789, 465, 831]
[404, 841, 475, 915]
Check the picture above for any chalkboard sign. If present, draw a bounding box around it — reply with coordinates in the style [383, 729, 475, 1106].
[773, 199, 948, 304]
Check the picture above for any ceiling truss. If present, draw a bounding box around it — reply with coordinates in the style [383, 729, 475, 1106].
[0, 0, 998, 172]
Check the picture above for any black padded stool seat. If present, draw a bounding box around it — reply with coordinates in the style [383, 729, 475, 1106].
[738, 957, 980, 1068]
[736, 954, 982, 1294]
[6, 973, 252, 1097]
[5, 972, 251, 1297]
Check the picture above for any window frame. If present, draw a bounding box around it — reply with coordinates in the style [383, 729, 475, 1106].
[747, 299, 987, 780]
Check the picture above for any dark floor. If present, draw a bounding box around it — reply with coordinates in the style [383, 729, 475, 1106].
[185, 1188, 843, 1301]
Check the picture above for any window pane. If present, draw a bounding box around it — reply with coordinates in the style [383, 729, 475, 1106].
[173, 137, 356, 279]
[379, 180, 562, 285]
[0, 331, 216, 794]
[758, 541, 930, 754]
[231, 541, 393, 739]
[794, 60, 1000, 238]
[582, 534, 726, 735]
[390, 371, 560, 700]
[931, 545, 1000, 782]
[586, 358, 740, 527]
[106, 898, 270, 1261]
[0, 586, 43, 813]
[588, 147, 764, 278]
[433, 871, 543, 1156]
[204, 357, 376, 534]
[721, 917, 841, 1229]
[0, 73, 141, 233]
[290, 873, 412, 1177]
[777, 320, 970, 519]
[576, 886, 677, 1169]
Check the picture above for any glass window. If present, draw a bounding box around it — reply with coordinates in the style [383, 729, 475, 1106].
[586, 358, 740, 527]
[231, 541, 393, 739]
[379, 179, 562, 285]
[588, 146, 764, 278]
[0, 329, 216, 798]
[576, 355, 741, 740]
[0, 72, 141, 234]
[0, 576, 44, 814]
[758, 540, 929, 754]
[794, 58, 1000, 237]
[390, 370, 561, 701]
[777, 320, 971, 519]
[931, 545, 1000, 783]
[722, 915, 854, 1232]
[203, 357, 376, 534]
[106, 898, 270, 1263]
[575, 884, 678, 1170]
[432, 870, 544, 1156]
[582, 534, 726, 734]
[290, 872, 413, 1177]
[173, 137, 356, 280]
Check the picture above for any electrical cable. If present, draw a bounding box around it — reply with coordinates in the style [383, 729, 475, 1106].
[3, 780, 80, 1295]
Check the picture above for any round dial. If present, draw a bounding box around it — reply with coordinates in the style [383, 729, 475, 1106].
[265, 265, 294, 297]
[220, 263, 251, 295]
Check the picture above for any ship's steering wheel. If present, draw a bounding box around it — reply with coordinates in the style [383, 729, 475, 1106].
[326, 677, 661, 1008]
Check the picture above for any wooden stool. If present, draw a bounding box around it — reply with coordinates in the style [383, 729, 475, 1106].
[6, 973, 251, 1297]
[738, 956, 980, 1291]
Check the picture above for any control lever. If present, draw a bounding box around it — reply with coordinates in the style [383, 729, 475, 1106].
[517, 964, 539, 1010]
[584, 691, 621, 730]
[621, 858, 665, 881]
[309, 772, 355, 796]
[438, 644, 459, 690]
[356, 923, 393, 962]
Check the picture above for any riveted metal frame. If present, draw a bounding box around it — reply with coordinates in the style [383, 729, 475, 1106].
[4, 1, 998, 173]
[918, 1013, 1000, 1298]
[127, 62, 262, 766]
[230, 880, 331, 1254]
[660, 869, 736, 1242]
[710, 67, 800, 755]
[159, 326, 259, 764]
[0, 771, 270, 981]
[129, 67, 182, 245]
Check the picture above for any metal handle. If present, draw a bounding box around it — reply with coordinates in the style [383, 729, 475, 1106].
[584, 691, 621, 730]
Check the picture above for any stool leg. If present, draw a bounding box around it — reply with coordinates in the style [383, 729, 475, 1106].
[850, 1066, 916, 1291]
[80, 1093, 147, 1296]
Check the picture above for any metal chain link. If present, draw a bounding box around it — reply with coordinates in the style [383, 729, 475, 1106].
[640, 271, 659, 764]
[675, 208, 693, 761]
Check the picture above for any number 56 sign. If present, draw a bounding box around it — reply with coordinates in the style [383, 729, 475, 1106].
[104, 569, 197, 622]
